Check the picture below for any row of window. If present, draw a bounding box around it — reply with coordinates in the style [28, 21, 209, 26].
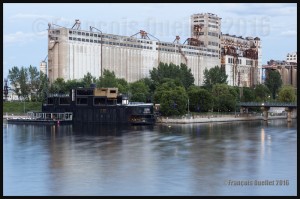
[208, 24, 218, 29]
[228, 58, 242, 64]
[68, 36, 221, 53]
[50, 30, 60, 35]
[246, 60, 253, 65]
[208, 32, 219, 37]
[193, 16, 204, 19]
[69, 37, 154, 49]
[287, 57, 296, 60]
[208, 19, 219, 24]
[69, 31, 100, 37]
[194, 32, 204, 36]
[69, 30, 154, 44]
[208, 16, 219, 20]
[208, 41, 219, 46]
[193, 20, 205, 23]
[157, 48, 218, 56]
[76, 97, 117, 106]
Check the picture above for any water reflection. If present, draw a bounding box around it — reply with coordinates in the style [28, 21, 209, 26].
[3, 119, 297, 196]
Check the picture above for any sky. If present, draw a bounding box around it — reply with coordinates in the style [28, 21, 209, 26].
[3, 3, 297, 82]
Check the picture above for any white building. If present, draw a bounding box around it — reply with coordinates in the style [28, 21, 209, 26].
[47, 13, 262, 87]
[47, 23, 220, 85]
[220, 34, 262, 87]
[286, 52, 297, 63]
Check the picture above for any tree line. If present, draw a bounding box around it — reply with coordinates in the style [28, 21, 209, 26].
[7, 63, 296, 116]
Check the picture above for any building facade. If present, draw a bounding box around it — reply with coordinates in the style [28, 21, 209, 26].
[220, 34, 262, 87]
[286, 52, 297, 63]
[262, 58, 297, 89]
[47, 13, 261, 87]
[47, 27, 220, 85]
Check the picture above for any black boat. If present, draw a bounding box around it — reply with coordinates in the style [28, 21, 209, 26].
[41, 86, 156, 125]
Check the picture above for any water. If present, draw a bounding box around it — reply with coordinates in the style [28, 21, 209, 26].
[3, 119, 297, 196]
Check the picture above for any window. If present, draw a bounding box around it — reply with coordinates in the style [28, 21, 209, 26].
[76, 89, 93, 96]
[94, 97, 106, 106]
[76, 97, 88, 105]
[59, 97, 70, 105]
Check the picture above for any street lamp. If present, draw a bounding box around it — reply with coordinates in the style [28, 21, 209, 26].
[90, 26, 103, 77]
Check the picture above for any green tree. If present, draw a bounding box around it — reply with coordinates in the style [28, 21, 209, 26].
[129, 80, 149, 102]
[149, 62, 194, 90]
[28, 65, 40, 101]
[187, 86, 213, 112]
[203, 66, 228, 90]
[153, 79, 182, 104]
[65, 79, 85, 92]
[212, 83, 236, 112]
[81, 72, 97, 88]
[240, 87, 255, 102]
[159, 87, 188, 116]
[8, 66, 21, 99]
[49, 78, 66, 94]
[265, 70, 282, 99]
[141, 77, 156, 94]
[116, 78, 129, 94]
[179, 63, 195, 89]
[154, 79, 188, 116]
[19, 67, 30, 101]
[37, 71, 49, 102]
[278, 85, 296, 102]
[254, 84, 271, 102]
[97, 69, 118, 88]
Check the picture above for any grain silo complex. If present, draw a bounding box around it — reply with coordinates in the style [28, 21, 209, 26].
[47, 13, 262, 87]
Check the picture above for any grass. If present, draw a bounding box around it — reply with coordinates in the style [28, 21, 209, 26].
[3, 101, 42, 115]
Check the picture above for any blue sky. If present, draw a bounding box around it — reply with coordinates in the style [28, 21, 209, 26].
[3, 3, 297, 82]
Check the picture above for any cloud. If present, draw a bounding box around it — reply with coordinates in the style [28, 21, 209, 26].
[221, 3, 296, 17]
[4, 31, 47, 44]
[10, 13, 72, 25]
[280, 30, 297, 36]
[10, 13, 54, 20]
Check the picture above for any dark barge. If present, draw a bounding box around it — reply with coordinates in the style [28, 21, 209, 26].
[40, 87, 156, 125]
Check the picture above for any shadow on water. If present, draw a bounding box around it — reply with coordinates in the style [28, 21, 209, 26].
[71, 123, 155, 136]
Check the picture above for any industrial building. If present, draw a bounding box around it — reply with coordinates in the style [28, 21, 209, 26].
[46, 13, 262, 87]
[221, 34, 262, 87]
[262, 54, 297, 89]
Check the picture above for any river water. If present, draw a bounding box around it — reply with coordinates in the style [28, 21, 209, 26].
[3, 119, 297, 196]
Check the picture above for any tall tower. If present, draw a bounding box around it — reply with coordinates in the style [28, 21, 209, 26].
[40, 61, 47, 75]
[190, 13, 222, 59]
